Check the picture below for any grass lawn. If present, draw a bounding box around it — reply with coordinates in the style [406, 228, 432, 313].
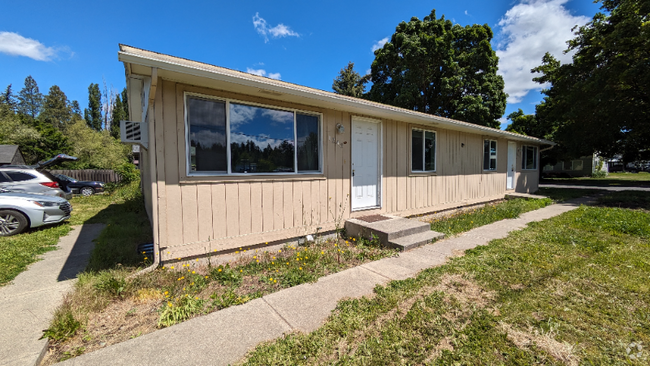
[0, 181, 150, 287]
[242, 191, 650, 365]
[429, 198, 553, 236]
[542, 172, 650, 187]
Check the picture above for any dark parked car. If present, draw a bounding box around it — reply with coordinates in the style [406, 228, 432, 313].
[54, 174, 105, 196]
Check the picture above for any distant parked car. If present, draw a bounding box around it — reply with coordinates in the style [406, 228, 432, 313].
[54, 174, 105, 196]
[0, 154, 78, 200]
[0, 189, 72, 236]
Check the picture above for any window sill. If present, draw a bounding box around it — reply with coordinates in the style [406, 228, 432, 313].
[409, 171, 437, 177]
[180, 173, 326, 184]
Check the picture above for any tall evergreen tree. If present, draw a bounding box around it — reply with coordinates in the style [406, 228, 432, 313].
[0, 84, 17, 111]
[367, 10, 506, 128]
[84, 83, 102, 131]
[70, 100, 82, 119]
[17, 76, 43, 119]
[121, 87, 129, 120]
[41, 85, 72, 130]
[332, 62, 369, 97]
[110, 93, 125, 139]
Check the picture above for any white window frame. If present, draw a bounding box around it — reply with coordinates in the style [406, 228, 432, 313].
[411, 128, 437, 173]
[521, 145, 538, 170]
[483, 139, 498, 171]
[184, 92, 323, 177]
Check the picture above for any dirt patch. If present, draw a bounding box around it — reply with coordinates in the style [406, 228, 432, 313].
[499, 322, 579, 366]
[424, 336, 455, 363]
[433, 274, 495, 309]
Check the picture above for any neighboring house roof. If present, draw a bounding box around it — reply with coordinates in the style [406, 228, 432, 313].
[0, 145, 24, 165]
[118, 44, 554, 145]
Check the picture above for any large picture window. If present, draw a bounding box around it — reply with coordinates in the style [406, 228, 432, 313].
[521, 145, 538, 170]
[483, 139, 497, 171]
[411, 129, 436, 172]
[187, 95, 321, 175]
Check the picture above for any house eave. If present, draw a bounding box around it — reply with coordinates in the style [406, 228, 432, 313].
[118, 46, 554, 146]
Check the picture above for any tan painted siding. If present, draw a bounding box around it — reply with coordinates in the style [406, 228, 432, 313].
[148, 79, 539, 261]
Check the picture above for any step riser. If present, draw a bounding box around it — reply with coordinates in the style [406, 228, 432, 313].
[387, 239, 431, 251]
[344, 221, 431, 243]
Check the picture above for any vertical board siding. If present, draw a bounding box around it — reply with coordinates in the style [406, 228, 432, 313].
[155, 82, 537, 258]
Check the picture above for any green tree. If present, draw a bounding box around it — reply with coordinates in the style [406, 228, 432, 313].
[84, 83, 102, 131]
[110, 93, 125, 139]
[22, 119, 71, 164]
[17, 76, 43, 119]
[0, 84, 17, 111]
[533, 0, 650, 161]
[63, 117, 129, 169]
[40, 85, 72, 130]
[121, 87, 129, 120]
[505, 109, 548, 138]
[70, 100, 82, 119]
[366, 10, 506, 128]
[0, 103, 40, 152]
[332, 62, 369, 97]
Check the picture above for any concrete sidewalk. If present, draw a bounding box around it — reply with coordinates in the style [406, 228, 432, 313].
[540, 183, 650, 191]
[58, 198, 593, 366]
[0, 224, 104, 366]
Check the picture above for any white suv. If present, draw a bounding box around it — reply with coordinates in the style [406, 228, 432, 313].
[0, 154, 77, 200]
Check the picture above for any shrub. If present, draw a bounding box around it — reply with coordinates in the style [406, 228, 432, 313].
[592, 170, 608, 178]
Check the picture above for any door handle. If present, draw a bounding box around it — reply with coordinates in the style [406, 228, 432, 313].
[352, 169, 355, 177]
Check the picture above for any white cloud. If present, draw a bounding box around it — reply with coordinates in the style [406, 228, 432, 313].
[246, 67, 281, 80]
[371, 37, 389, 52]
[252, 13, 299, 43]
[0, 32, 61, 61]
[496, 0, 590, 103]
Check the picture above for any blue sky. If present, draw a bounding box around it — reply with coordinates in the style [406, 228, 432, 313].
[0, 0, 601, 129]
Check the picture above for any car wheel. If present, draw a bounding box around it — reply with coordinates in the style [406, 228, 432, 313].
[80, 187, 95, 196]
[0, 210, 28, 236]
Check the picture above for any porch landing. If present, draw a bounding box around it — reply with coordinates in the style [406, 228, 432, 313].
[345, 214, 445, 251]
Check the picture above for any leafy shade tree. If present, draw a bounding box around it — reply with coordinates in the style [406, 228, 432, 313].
[70, 100, 82, 119]
[533, 0, 650, 162]
[110, 93, 126, 139]
[84, 83, 102, 131]
[40, 85, 72, 130]
[332, 62, 369, 97]
[505, 109, 548, 138]
[17, 76, 43, 119]
[63, 117, 130, 169]
[367, 10, 506, 128]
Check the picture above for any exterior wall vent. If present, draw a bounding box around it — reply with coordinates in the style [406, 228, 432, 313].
[121, 121, 148, 149]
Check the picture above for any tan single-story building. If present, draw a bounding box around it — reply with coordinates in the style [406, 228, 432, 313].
[118, 45, 552, 262]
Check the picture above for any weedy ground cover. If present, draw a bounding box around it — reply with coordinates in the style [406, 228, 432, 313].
[241, 191, 650, 365]
[42, 231, 397, 364]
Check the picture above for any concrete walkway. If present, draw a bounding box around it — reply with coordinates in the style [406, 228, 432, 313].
[0, 224, 104, 366]
[540, 183, 650, 192]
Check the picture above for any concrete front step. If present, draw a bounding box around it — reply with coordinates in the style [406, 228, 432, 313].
[388, 230, 445, 251]
[345, 216, 431, 244]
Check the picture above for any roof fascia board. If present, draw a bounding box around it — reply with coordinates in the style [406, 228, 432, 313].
[118, 51, 554, 145]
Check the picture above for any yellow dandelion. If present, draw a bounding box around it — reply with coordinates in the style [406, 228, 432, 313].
[192, 271, 195, 274]
[273, 256, 276, 259]
[183, 287, 186, 291]
[195, 297, 199, 300]
[142, 251, 146, 254]
[265, 242, 268, 245]
[286, 262, 289, 265]
[196, 259, 199, 262]
[162, 266, 166, 269]
[214, 249, 217, 252]
[334, 244, 337, 247]
[240, 269, 243, 272]
[345, 241, 349, 244]
[164, 291, 169, 295]
[168, 302, 172, 307]
[272, 262, 275, 265]
[321, 251, 324, 254]
[235, 251, 239, 254]
[278, 250, 282, 253]
[256, 260, 259, 263]
[218, 268, 222, 272]
[299, 267, 302, 270]
[269, 278, 273, 281]
[274, 280, 277, 283]
[171, 266, 175, 269]
[253, 256, 257, 259]
[305, 257, 308, 259]
[167, 251, 170, 254]
[205, 276, 208, 279]
[353, 238, 356, 241]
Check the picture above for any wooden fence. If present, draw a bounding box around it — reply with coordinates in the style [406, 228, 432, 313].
[49, 169, 121, 183]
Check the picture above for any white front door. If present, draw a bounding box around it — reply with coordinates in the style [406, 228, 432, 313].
[507, 141, 516, 190]
[351, 117, 381, 210]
